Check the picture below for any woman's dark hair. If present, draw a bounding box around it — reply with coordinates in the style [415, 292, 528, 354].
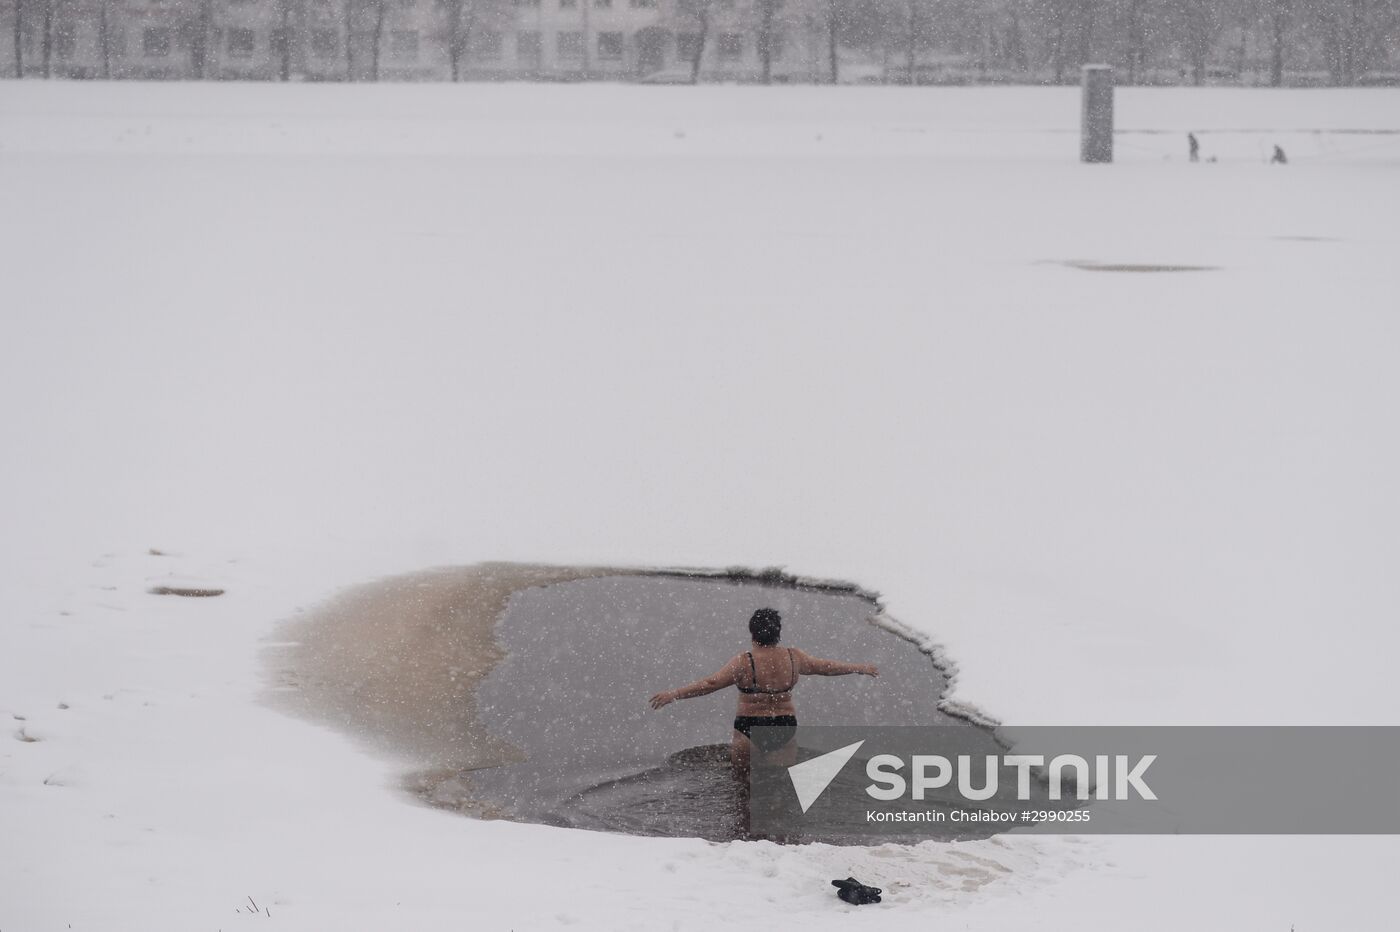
[749, 608, 782, 646]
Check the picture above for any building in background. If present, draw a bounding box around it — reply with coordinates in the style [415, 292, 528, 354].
[3, 0, 1398, 85]
[1, 0, 839, 82]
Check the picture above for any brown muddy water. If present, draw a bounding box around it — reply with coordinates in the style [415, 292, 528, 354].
[263, 563, 1009, 843]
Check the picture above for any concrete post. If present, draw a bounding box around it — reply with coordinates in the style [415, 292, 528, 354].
[1081, 65, 1114, 163]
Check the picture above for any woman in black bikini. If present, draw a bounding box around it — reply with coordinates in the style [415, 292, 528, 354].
[648, 607, 878, 771]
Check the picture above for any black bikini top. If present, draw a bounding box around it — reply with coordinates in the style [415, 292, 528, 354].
[737, 648, 798, 695]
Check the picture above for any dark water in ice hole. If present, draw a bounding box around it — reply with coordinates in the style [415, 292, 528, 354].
[412, 575, 1012, 843]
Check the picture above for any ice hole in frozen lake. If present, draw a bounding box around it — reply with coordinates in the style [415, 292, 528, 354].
[265, 564, 1007, 843]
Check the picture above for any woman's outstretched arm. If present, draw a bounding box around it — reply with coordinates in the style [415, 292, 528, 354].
[650, 657, 740, 709]
[793, 649, 878, 678]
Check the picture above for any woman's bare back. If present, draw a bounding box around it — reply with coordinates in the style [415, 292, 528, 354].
[733, 645, 800, 716]
[647, 642, 876, 714]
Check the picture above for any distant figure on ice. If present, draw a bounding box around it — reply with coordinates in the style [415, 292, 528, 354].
[1188, 132, 1200, 162]
[1271, 145, 1288, 165]
[649, 607, 877, 773]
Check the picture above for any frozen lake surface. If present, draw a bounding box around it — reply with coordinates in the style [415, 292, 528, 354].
[2, 83, 1397, 930]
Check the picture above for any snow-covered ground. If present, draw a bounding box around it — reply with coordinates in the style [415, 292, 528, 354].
[2, 83, 1398, 930]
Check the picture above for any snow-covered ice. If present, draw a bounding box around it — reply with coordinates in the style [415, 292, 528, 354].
[2, 82, 1398, 929]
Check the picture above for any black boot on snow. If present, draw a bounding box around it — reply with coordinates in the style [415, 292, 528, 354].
[831, 877, 882, 905]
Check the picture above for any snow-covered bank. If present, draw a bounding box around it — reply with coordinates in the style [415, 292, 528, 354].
[0, 547, 1089, 927]
[2, 83, 1398, 929]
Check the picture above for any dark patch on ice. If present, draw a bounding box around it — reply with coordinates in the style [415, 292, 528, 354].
[1049, 259, 1220, 274]
[147, 585, 225, 597]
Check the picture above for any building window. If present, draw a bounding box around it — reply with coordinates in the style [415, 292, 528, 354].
[517, 31, 542, 66]
[759, 31, 785, 61]
[597, 31, 623, 60]
[227, 28, 255, 58]
[53, 20, 78, 60]
[471, 30, 502, 61]
[390, 30, 418, 61]
[310, 29, 337, 59]
[676, 32, 699, 62]
[629, 0, 657, 6]
[718, 33, 741, 61]
[557, 31, 583, 59]
[560, 0, 576, 6]
[144, 27, 171, 58]
[270, 28, 291, 57]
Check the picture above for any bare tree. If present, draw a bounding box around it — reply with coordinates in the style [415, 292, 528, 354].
[1023, 0, 1085, 82]
[675, 0, 712, 84]
[187, 0, 213, 79]
[1075, 0, 1097, 65]
[977, 4, 993, 78]
[1005, 1, 1028, 72]
[1049, 0, 1069, 82]
[1120, 0, 1142, 80]
[828, 0, 841, 83]
[344, 0, 354, 78]
[445, 0, 470, 81]
[12, 0, 22, 78]
[278, 0, 293, 81]
[1179, 0, 1222, 85]
[1122, 0, 1147, 83]
[1315, 0, 1382, 86]
[346, 0, 386, 80]
[444, 0, 508, 82]
[1266, 0, 1290, 86]
[99, 0, 110, 77]
[904, 0, 917, 83]
[371, 0, 384, 80]
[756, 0, 777, 83]
[39, 0, 50, 78]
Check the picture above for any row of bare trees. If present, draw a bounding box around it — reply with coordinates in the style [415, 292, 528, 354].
[810, 0, 1400, 86]
[7, 0, 1399, 84]
[6, 0, 508, 80]
[692, 0, 1398, 86]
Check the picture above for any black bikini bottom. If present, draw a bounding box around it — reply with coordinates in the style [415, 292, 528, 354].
[733, 715, 798, 752]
